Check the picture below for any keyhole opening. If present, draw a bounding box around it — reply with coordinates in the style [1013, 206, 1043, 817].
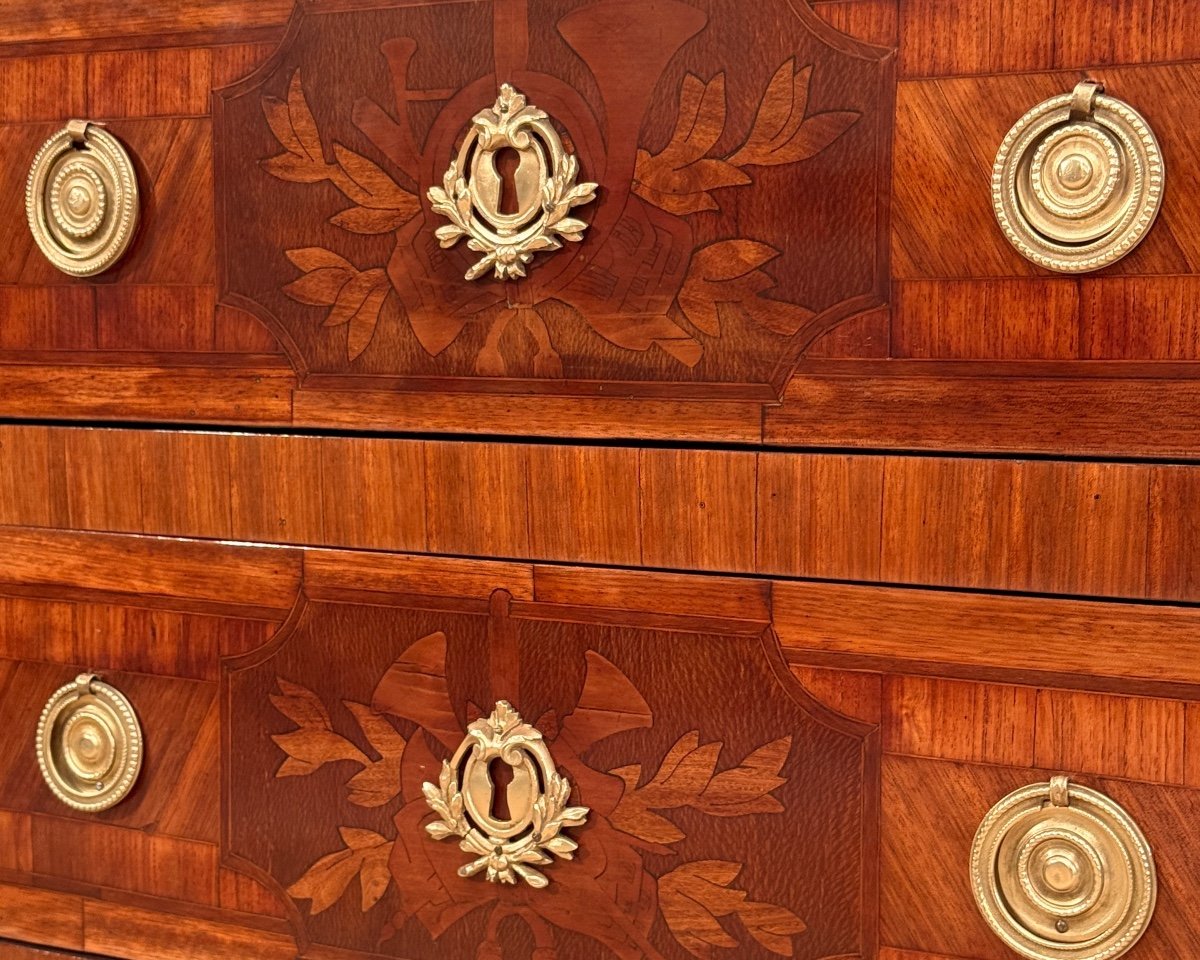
[489, 758, 514, 821]
[493, 148, 522, 215]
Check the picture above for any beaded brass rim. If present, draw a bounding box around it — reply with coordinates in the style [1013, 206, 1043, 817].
[970, 777, 1156, 960]
[36, 674, 143, 812]
[992, 82, 1164, 273]
[25, 121, 140, 277]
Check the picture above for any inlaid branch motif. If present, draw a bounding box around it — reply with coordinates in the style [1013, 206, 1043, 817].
[280, 248, 394, 361]
[271, 678, 406, 808]
[256, 51, 863, 377]
[267, 630, 809, 959]
[634, 59, 860, 215]
[659, 861, 807, 959]
[609, 731, 792, 844]
[263, 71, 420, 234]
[287, 827, 395, 915]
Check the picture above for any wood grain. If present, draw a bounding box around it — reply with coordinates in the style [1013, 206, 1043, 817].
[791, 665, 882, 726]
[769, 363, 1200, 457]
[774, 580, 1200, 693]
[1034, 688, 1186, 785]
[88, 48, 212, 118]
[883, 675, 1036, 766]
[757, 452, 883, 580]
[83, 902, 296, 960]
[0, 1, 293, 48]
[527, 445, 641, 566]
[0, 54, 85, 121]
[640, 449, 757, 572]
[319, 437, 427, 553]
[813, 0, 898, 48]
[1149, 466, 1200, 602]
[424, 442, 530, 558]
[0, 885, 83, 952]
[881, 458, 1149, 597]
[532, 565, 771, 623]
[30, 819, 218, 905]
[898, 0, 1200, 77]
[882, 756, 1200, 958]
[893, 66, 1200, 280]
[0, 528, 300, 615]
[0, 287, 95, 353]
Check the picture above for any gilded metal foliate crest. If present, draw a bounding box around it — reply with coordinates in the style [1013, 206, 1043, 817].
[428, 84, 598, 281]
[422, 700, 589, 888]
[26, 120, 140, 277]
[993, 81, 1164, 273]
[36, 673, 144, 813]
[971, 776, 1156, 960]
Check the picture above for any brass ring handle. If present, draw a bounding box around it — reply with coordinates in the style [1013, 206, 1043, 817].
[993, 81, 1164, 273]
[36, 674, 144, 812]
[971, 776, 1156, 960]
[25, 120, 140, 277]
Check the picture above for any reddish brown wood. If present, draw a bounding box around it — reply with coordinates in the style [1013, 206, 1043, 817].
[1034, 688, 1187, 785]
[224, 590, 877, 959]
[882, 756, 1200, 958]
[883, 675, 1036, 767]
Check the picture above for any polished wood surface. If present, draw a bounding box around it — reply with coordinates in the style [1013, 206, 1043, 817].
[0, 0, 1194, 451]
[1, 1, 1198, 958]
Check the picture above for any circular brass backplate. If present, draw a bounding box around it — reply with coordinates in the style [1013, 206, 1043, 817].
[971, 778, 1156, 960]
[36, 674, 143, 812]
[25, 122, 140, 277]
[992, 85, 1164, 273]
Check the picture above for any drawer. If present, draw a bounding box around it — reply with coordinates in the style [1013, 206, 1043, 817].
[0, 1, 1196, 454]
[1, 529, 1199, 959]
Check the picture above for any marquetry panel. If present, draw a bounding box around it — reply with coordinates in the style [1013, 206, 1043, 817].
[224, 588, 876, 960]
[215, 0, 890, 403]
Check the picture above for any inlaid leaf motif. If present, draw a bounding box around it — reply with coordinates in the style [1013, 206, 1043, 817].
[659, 861, 806, 958]
[270, 681, 407, 806]
[729, 59, 860, 168]
[271, 678, 367, 777]
[288, 826, 395, 915]
[343, 701, 407, 808]
[678, 240, 815, 338]
[282, 249, 393, 360]
[633, 73, 750, 215]
[609, 731, 792, 843]
[263, 70, 420, 235]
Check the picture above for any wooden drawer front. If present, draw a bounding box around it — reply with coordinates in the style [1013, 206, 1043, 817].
[224, 589, 874, 960]
[0, 1, 1195, 452]
[2, 530, 1200, 957]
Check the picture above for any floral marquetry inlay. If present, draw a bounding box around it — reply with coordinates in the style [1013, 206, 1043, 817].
[224, 592, 877, 960]
[216, 0, 891, 399]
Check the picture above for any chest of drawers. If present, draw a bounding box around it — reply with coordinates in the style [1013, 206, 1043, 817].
[1, 2, 1198, 959]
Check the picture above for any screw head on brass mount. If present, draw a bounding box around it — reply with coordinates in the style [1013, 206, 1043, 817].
[993, 81, 1164, 273]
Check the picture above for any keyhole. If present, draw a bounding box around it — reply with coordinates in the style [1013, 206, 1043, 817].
[493, 148, 521, 215]
[489, 758, 514, 820]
